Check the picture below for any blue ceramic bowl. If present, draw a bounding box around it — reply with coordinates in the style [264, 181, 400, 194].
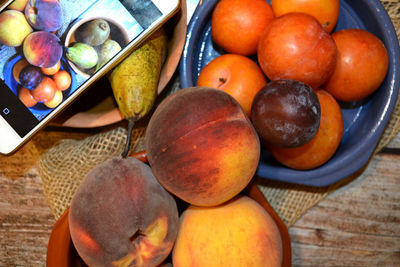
[179, 0, 400, 186]
[4, 55, 77, 121]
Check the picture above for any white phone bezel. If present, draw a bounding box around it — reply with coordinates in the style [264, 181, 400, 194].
[0, 0, 180, 155]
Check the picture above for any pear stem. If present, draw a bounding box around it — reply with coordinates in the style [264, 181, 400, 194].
[122, 118, 136, 158]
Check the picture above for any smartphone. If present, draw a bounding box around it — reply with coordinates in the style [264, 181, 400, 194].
[0, 0, 180, 155]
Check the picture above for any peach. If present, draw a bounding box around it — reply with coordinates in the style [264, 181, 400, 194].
[23, 31, 63, 68]
[7, 0, 29, 12]
[0, 10, 32, 47]
[25, 0, 63, 32]
[172, 195, 283, 267]
[145, 87, 260, 206]
[69, 157, 179, 267]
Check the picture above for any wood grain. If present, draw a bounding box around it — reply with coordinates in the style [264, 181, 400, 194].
[0, 129, 399, 266]
[291, 152, 400, 266]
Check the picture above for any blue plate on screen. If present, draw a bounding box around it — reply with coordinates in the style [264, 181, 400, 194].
[179, 0, 400, 186]
[4, 55, 78, 121]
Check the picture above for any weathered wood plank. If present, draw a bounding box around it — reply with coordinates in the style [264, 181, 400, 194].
[0, 174, 55, 267]
[291, 152, 400, 266]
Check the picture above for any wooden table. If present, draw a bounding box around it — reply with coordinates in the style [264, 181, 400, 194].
[0, 126, 399, 266]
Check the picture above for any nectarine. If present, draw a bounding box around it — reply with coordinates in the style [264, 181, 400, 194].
[257, 12, 337, 88]
[31, 76, 56, 102]
[53, 70, 72, 91]
[18, 87, 37, 108]
[323, 29, 389, 102]
[271, 0, 340, 33]
[197, 54, 267, 116]
[211, 0, 274, 56]
[145, 87, 260, 206]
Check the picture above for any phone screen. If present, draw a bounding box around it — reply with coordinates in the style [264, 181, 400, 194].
[0, 0, 164, 138]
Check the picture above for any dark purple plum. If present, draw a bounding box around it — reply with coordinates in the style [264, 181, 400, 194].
[19, 65, 43, 89]
[251, 79, 321, 148]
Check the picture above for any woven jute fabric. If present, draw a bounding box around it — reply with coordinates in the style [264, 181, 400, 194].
[38, 1, 400, 226]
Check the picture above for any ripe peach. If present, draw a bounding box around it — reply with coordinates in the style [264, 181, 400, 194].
[69, 157, 179, 267]
[0, 10, 32, 47]
[271, 0, 340, 33]
[172, 195, 282, 267]
[23, 31, 63, 68]
[145, 87, 260, 206]
[24, 0, 63, 32]
[266, 89, 343, 169]
[257, 12, 337, 89]
[322, 29, 389, 102]
[211, 0, 274, 56]
[7, 0, 29, 12]
[197, 54, 267, 116]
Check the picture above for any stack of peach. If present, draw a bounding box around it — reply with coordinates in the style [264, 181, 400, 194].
[0, 0, 71, 109]
[68, 86, 282, 267]
[67, 0, 389, 266]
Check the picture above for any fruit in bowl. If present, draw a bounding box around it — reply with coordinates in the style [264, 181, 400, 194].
[7, 0, 29, 12]
[64, 17, 129, 78]
[18, 65, 43, 89]
[251, 79, 321, 148]
[180, 0, 399, 186]
[211, 0, 274, 56]
[66, 42, 99, 70]
[257, 12, 337, 89]
[270, 0, 340, 33]
[323, 28, 389, 102]
[197, 54, 267, 117]
[74, 18, 111, 46]
[173, 195, 283, 267]
[266, 89, 344, 170]
[69, 157, 179, 267]
[145, 87, 260, 207]
[24, 0, 63, 32]
[23, 31, 63, 68]
[0, 9, 33, 47]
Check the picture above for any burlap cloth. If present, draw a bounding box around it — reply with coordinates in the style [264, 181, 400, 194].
[38, 1, 400, 227]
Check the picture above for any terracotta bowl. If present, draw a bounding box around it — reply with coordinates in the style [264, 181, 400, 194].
[46, 181, 292, 267]
[51, 0, 188, 128]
